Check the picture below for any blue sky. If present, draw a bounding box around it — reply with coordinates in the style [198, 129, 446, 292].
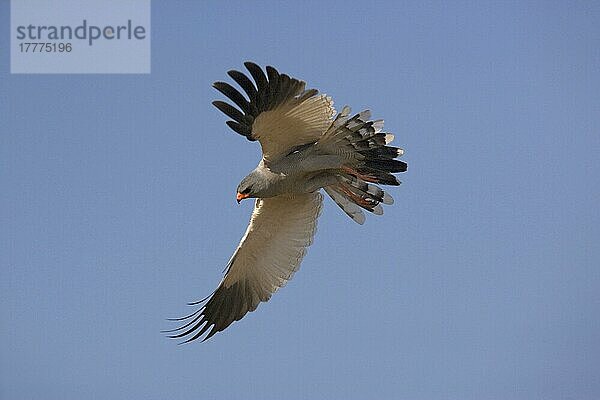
[2, 1, 599, 399]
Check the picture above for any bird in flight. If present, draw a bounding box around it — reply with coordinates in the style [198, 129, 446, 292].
[165, 62, 407, 342]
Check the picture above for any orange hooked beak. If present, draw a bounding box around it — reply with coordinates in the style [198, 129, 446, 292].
[236, 192, 250, 204]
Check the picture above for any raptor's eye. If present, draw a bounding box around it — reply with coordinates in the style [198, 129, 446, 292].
[241, 187, 251, 195]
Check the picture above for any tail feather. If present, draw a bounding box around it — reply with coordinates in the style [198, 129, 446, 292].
[351, 166, 401, 186]
[353, 132, 387, 150]
[339, 173, 394, 205]
[321, 107, 406, 223]
[364, 158, 408, 173]
[360, 146, 403, 160]
[334, 182, 381, 214]
[324, 186, 366, 225]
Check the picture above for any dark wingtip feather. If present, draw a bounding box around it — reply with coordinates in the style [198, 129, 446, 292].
[212, 100, 246, 123]
[165, 308, 202, 322]
[265, 65, 280, 82]
[228, 69, 258, 101]
[161, 313, 204, 333]
[226, 120, 253, 138]
[212, 81, 251, 114]
[214, 62, 316, 140]
[244, 62, 268, 91]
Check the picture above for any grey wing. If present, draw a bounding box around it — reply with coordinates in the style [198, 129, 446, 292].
[166, 192, 323, 342]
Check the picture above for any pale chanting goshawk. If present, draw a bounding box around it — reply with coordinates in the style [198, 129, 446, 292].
[165, 62, 407, 342]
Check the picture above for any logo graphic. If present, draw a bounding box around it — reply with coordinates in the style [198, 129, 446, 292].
[11, 0, 151, 74]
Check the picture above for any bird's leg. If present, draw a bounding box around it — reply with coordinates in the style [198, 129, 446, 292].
[342, 166, 384, 184]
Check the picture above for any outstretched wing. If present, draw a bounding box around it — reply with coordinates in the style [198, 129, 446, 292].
[166, 192, 323, 343]
[213, 62, 335, 162]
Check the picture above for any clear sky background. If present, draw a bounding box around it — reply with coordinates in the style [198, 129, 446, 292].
[2, 1, 599, 399]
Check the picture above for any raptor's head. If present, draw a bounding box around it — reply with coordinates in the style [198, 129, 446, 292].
[236, 173, 265, 203]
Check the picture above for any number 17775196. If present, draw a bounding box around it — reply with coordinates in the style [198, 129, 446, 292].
[19, 42, 72, 52]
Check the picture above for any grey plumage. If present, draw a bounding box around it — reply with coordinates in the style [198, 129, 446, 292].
[166, 62, 407, 342]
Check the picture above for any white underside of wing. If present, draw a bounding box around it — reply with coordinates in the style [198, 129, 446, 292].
[252, 95, 335, 161]
[167, 192, 324, 342]
[223, 192, 323, 300]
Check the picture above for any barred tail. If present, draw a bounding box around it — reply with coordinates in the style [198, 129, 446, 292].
[321, 107, 407, 224]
